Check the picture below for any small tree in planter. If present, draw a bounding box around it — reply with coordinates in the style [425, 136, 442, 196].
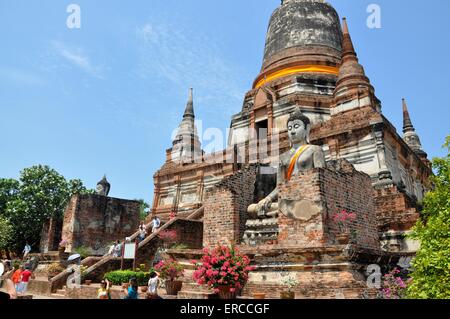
[192, 244, 254, 299]
[280, 275, 299, 299]
[332, 210, 357, 244]
[155, 259, 184, 295]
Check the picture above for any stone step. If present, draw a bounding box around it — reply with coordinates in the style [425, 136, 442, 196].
[51, 293, 67, 299]
[17, 295, 33, 299]
[177, 290, 217, 299]
[56, 289, 66, 295]
[181, 282, 213, 293]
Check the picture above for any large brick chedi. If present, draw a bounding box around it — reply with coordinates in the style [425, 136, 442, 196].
[62, 194, 140, 254]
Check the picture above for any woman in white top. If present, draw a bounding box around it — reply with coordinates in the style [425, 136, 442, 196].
[147, 271, 162, 299]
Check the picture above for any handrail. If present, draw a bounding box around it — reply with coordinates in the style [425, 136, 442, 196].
[50, 206, 204, 291]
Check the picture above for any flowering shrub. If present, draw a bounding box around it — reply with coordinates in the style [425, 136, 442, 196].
[381, 268, 410, 299]
[158, 230, 178, 243]
[59, 239, 68, 248]
[155, 259, 184, 281]
[333, 210, 357, 229]
[192, 244, 254, 294]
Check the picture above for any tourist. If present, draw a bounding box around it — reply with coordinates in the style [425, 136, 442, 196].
[151, 216, 161, 233]
[107, 242, 115, 256]
[11, 265, 23, 292]
[138, 222, 147, 243]
[18, 266, 33, 295]
[123, 277, 139, 299]
[22, 243, 31, 260]
[113, 240, 122, 257]
[0, 262, 17, 300]
[97, 278, 111, 300]
[147, 271, 162, 299]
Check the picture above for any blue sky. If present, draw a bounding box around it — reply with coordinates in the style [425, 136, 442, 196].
[0, 0, 449, 204]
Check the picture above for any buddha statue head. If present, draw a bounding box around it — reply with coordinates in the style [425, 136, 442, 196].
[96, 175, 111, 196]
[287, 107, 311, 145]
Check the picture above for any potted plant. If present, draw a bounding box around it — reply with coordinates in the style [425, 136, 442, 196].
[58, 240, 68, 254]
[332, 210, 357, 244]
[155, 259, 184, 295]
[253, 292, 266, 299]
[280, 275, 299, 299]
[192, 244, 254, 299]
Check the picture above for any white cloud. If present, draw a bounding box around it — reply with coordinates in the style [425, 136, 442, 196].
[51, 41, 104, 79]
[135, 21, 247, 119]
[0, 67, 46, 86]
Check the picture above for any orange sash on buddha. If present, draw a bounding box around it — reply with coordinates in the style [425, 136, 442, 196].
[285, 145, 309, 181]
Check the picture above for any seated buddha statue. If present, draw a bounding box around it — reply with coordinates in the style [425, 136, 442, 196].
[255, 107, 325, 218]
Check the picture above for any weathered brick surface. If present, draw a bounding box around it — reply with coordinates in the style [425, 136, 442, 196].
[203, 165, 258, 247]
[277, 160, 380, 251]
[61, 194, 140, 254]
[135, 219, 203, 267]
[40, 218, 63, 252]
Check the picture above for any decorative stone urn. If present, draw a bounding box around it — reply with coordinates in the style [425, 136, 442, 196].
[253, 292, 266, 299]
[165, 280, 183, 296]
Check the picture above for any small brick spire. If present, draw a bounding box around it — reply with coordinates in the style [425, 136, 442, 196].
[402, 98, 414, 133]
[335, 18, 371, 92]
[183, 88, 195, 119]
[401, 98, 426, 157]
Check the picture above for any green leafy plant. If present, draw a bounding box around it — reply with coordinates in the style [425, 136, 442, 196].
[0, 216, 13, 252]
[281, 275, 299, 292]
[0, 165, 92, 253]
[104, 270, 151, 286]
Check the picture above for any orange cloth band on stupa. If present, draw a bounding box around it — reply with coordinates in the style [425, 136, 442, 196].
[255, 65, 339, 88]
[286, 145, 310, 181]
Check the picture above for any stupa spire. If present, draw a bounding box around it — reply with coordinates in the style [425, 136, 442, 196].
[402, 98, 414, 133]
[183, 88, 194, 119]
[171, 88, 202, 163]
[401, 98, 426, 157]
[334, 18, 372, 99]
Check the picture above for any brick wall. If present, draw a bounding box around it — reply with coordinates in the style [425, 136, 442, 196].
[278, 160, 380, 251]
[203, 165, 258, 247]
[61, 194, 140, 255]
[374, 185, 419, 232]
[40, 218, 63, 252]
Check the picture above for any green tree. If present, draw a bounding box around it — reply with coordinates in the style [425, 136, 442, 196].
[0, 216, 13, 252]
[407, 136, 450, 299]
[0, 178, 20, 216]
[135, 199, 150, 221]
[4, 165, 91, 252]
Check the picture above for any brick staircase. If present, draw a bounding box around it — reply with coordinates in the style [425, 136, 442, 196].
[49, 207, 204, 294]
